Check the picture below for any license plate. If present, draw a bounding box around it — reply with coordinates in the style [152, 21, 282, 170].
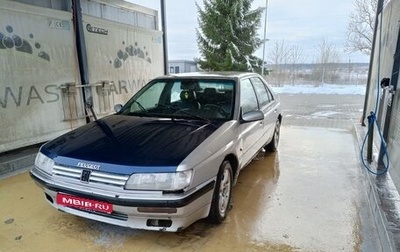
[56, 193, 113, 214]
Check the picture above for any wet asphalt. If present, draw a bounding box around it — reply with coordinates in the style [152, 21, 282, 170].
[279, 93, 364, 129]
[0, 93, 383, 252]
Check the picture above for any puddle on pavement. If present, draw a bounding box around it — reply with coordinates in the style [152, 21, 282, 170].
[1, 127, 374, 252]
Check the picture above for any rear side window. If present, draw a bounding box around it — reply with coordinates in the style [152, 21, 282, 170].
[250, 77, 270, 107]
[240, 79, 258, 113]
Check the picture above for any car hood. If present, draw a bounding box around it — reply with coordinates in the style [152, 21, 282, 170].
[41, 115, 222, 173]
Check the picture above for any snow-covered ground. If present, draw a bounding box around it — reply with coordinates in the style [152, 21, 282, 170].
[271, 84, 366, 95]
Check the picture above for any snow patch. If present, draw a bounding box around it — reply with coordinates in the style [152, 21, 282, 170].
[311, 111, 341, 118]
[271, 84, 366, 95]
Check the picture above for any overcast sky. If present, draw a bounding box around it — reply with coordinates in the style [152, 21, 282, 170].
[128, 0, 370, 64]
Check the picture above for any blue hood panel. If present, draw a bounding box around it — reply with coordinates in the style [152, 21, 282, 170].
[41, 115, 220, 173]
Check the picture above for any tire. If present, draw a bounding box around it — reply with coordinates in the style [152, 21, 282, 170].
[265, 119, 281, 152]
[207, 160, 233, 224]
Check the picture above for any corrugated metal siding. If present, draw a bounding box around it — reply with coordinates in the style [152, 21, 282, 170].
[365, 0, 400, 192]
[388, 91, 400, 191]
[381, 1, 400, 192]
[10, 0, 71, 11]
[11, 0, 157, 30]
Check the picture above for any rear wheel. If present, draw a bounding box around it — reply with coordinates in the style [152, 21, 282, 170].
[265, 119, 281, 152]
[207, 160, 233, 224]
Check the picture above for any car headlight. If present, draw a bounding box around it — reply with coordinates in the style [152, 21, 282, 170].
[125, 170, 193, 191]
[35, 152, 54, 175]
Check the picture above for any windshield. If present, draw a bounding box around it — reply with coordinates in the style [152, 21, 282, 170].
[118, 78, 235, 121]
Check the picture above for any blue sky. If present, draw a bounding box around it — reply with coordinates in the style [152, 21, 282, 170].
[129, 0, 370, 63]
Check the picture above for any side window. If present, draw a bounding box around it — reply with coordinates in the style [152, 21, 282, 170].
[170, 82, 181, 103]
[250, 77, 270, 107]
[266, 86, 274, 101]
[240, 79, 259, 114]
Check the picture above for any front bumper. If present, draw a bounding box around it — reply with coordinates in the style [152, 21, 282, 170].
[30, 167, 215, 232]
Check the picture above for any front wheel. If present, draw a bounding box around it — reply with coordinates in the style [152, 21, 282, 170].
[207, 160, 233, 224]
[265, 119, 281, 152]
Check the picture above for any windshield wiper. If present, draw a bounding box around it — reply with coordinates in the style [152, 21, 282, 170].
[157, 104, 212, 123]
[133, 99, 148, 113]
[173, 109, 212, 123]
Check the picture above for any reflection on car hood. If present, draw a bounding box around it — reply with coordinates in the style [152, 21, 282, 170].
[41, 115, 222, 172]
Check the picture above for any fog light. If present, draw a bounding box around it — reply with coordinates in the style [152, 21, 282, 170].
[45, 193, 53, 203]
[147, 219, 172, 227]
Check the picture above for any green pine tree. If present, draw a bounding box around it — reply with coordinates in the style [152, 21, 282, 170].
[196, 0, 263, 72]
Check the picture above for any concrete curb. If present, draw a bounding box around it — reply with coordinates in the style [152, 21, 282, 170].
[0, 145, 39, 177]
[353, 123, 400, 252]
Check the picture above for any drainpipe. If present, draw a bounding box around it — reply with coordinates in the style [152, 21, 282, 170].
[161, 0, 168, 75]
[367, 112, 374, 162]
[72, 0, 92, 123]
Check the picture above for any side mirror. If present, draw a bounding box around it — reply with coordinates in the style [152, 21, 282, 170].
[241, 110, 264, 123]
[114, 104, 123, 112]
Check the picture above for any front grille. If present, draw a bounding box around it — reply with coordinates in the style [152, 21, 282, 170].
[73, 207, 129, 221]
[53, 165, 129, 187]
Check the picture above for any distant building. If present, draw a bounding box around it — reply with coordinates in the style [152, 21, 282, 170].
[169, 60, 199, 74]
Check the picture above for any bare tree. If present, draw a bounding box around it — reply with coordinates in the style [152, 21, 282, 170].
[314, 38, 340, 84]
[346, 0, 388, 55]
[268, 40, 290, 86]
[289, 45, 305, 85]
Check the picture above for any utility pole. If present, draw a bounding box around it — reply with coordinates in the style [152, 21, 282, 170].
[261, 0, 269, 76]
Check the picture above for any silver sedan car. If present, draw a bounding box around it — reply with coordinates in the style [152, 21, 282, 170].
[30, 72, 282, 232]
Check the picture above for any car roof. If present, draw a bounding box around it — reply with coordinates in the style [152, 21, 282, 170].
[155, 71, 260, 80]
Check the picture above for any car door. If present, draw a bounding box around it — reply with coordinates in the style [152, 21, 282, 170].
[250, 77, 277, 144]
[237, 78, 264, 168]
